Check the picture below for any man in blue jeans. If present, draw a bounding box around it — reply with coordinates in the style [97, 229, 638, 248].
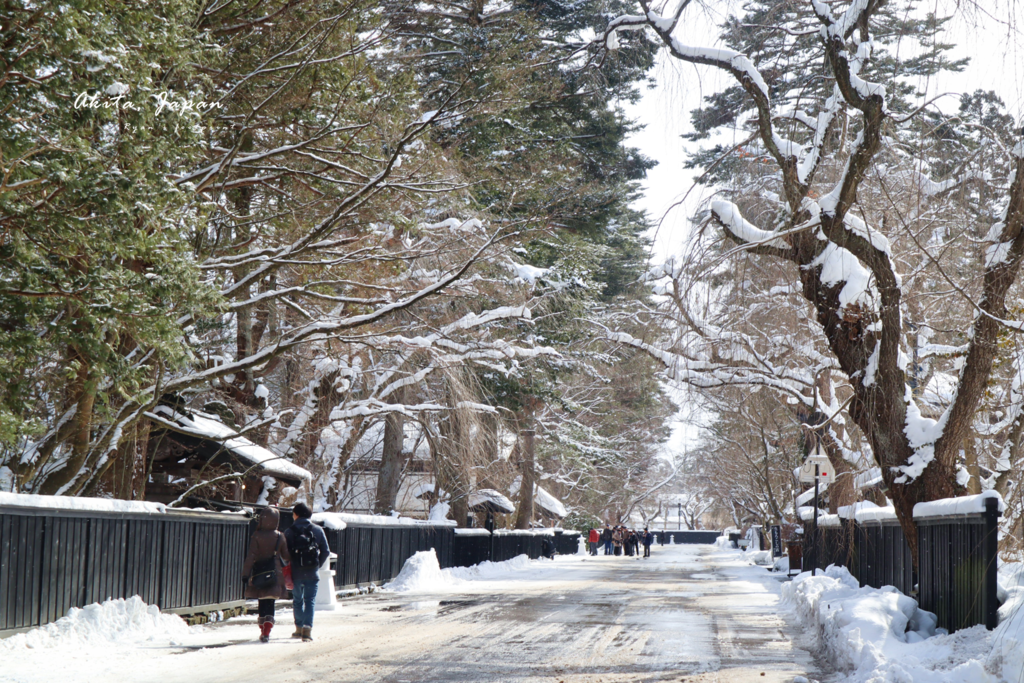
[284, 503, 330, 642]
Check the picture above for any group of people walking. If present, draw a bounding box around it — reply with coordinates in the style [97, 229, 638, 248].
[242, 502, 330, 643]
[587, 525, 654, 558]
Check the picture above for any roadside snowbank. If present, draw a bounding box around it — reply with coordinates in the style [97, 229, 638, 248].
[448, 554, 534, 580]
[382, 551, 544, 592]
[1, 596, 191, 650]
[782, 565, 998, 682]
[990, 561, 1024, 680]
[383, 550, 460, 592]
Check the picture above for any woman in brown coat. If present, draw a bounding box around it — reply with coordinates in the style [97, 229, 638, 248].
[243, 507, 291, 642]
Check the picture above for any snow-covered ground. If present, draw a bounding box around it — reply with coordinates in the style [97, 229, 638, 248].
[1, 543, 821, 683]
[19, 542, 1024, 682]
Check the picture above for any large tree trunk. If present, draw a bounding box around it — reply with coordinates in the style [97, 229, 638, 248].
[37, 356, 98, 495]
[374, 396, 407, 514]
[514, 423, 536, 530]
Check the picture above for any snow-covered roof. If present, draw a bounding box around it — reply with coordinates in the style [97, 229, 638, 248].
[153, 406, 311, 483]
[535, 487, 567, 518]
[509, 477, 567, 519]
[913, 490, 1005, 520]
[468, 489, 515, 514]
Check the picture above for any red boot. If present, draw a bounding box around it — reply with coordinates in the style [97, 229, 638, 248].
[259, 621, 273, 643]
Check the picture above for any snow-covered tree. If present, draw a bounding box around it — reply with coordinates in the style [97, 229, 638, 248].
[605, 0, 1024, 558]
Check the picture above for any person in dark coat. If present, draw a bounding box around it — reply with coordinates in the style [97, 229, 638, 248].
[243, 507, 291, 642]
[601, 525, 613, 555]
[284, 502, 330, 642]
[642, 528, 654, 558]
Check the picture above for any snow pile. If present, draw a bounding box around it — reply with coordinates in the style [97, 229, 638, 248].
[384, 550, 462, 593]
[447, 554, 534, 580]
[1, 597, 191, 650]
[991, 562, 1024, 679]
[383, 551, 545, 593]
[782, 566, 998, 682]
[747, 549, 773, 566]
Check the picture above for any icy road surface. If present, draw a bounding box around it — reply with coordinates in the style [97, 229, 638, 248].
[2, 544, 823, 683]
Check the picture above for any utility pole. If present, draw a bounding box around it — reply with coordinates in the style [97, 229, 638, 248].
[812, 463, 819, 577]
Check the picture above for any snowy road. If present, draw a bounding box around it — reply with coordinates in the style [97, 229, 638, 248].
[2, 544, 824, 683]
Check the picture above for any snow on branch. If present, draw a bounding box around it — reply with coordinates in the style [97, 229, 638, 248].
[710, 200, 792, 256]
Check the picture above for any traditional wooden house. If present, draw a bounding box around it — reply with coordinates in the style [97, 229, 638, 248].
[145, 403, 311, 506]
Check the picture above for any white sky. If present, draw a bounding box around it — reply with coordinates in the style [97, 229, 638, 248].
[626, 0, 1024, 458]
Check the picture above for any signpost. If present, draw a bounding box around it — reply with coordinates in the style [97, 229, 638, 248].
[770, 525, 783, 558]
[799, 449, 831, 576]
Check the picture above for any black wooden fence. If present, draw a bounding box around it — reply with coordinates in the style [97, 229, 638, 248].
[453, 529, 581, 566]
[1, 497, 586, 637]
[655, 530, 721, 545]
[320, 522, 455, 590]
[854, 517, 915, 597]
[1, 502, 249, 637]
[800, 496, 1001, 632]
[917, 497, 1000, 631]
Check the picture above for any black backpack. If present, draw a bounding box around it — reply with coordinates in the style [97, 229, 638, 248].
[291, 525, 321, 569]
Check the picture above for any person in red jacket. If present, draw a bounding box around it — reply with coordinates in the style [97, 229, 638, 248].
[588, 528, 600, 555]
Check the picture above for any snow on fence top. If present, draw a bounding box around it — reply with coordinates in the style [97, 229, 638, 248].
[0, 491, 245, 518]
[453, 528, 491, 536]
[311, 511, 456, 530]
[818, 513, 841, 528]
[798, 506, 841, 527]
[153, 406, 312, 483]
[798, 506, 825, 521]
[492, 528, 556, 536]
[913, 490, 1005, 520]
[854, 505, 899, 524]
[837, 500, 880, 520]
